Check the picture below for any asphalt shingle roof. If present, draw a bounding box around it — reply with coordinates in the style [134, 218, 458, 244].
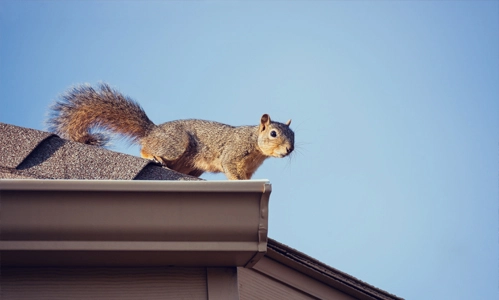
[0, 123, 198, 181]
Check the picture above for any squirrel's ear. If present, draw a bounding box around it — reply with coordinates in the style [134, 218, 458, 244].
[260, 114, 271, 131]
[285, 119, 292, 126]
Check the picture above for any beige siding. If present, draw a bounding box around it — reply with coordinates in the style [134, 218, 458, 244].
[238, 267, 316, 300]
[207, 267, 239, 300]
[250, 257, 358, 300]
[1, 267, 207, 300]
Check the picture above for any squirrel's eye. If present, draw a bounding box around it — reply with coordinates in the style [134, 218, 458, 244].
[270, 130, 277, 138]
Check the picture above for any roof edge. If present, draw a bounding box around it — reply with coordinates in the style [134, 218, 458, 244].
[0, 179, 271, 192]
[266, 238, 403, 300]
[0, 179, 271, 268]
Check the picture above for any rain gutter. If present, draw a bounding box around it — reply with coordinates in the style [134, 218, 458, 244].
[0, 180, 271, 268]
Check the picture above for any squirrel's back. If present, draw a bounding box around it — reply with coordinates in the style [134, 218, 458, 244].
[47, 83, 155, 146]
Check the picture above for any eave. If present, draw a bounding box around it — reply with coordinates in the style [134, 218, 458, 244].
[0, 179, 271, 268]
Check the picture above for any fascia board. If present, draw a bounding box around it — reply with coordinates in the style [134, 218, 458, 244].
[251, 256, 359, 300]
[264, 241, 402, 300]
[0, 179, 271, 268]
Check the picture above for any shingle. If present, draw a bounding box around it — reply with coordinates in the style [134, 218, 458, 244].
[135, 164, 199, 180]
[0, 123, 54, 168]
[16, 136, 147, 179]
[1, 123, 199, 181]
[0, 170, 33, 179]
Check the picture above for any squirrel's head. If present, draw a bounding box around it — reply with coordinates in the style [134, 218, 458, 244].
[257, 114, 294, 158]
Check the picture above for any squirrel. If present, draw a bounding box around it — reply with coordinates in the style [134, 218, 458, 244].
[47, 83, 294, 180]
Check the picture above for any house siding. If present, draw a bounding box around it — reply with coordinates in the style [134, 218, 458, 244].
[240, 257, 359, 300]
[238, 267, 316, 300]
[0, 267, 207, 300]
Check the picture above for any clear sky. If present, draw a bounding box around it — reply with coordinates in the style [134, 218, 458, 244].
[1, 1, 498, 299]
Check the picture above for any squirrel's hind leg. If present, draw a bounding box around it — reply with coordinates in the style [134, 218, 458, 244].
[139, 149, 167, 165]
[140, 126, 191, 162]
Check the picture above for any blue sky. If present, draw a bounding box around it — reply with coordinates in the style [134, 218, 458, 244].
[1, 1, 498, 299]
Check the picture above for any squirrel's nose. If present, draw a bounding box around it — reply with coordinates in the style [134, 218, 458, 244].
[286, 146, 293, 154]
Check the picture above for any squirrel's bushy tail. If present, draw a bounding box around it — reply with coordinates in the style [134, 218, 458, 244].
[47, 83, 155, 146]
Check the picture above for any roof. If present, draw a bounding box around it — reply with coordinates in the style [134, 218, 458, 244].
[0, 122, 198, 180]
[0, 122, 402, 299]
[266, 239, 403, 300]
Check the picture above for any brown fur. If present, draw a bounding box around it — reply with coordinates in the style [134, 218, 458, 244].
[47, 83, 294, 180]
